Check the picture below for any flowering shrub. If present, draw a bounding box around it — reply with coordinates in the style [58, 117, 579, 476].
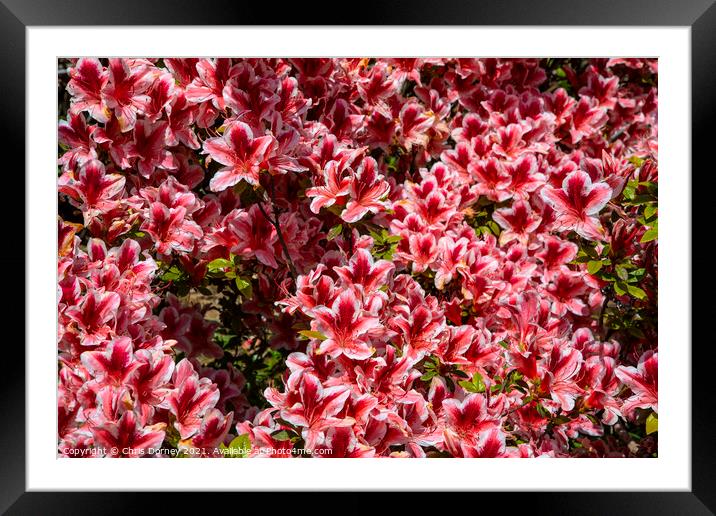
[58, 57, 658, 458]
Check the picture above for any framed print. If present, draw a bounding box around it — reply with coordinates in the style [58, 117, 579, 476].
[3, 0, 714, 513]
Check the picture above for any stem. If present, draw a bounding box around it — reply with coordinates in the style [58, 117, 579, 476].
[255, 179, 298, 280]
[607, 201, 629, 219]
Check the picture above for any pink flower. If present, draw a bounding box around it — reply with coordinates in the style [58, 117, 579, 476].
[306, 160, 350, 214]
[67, 58, 110, 123]
[535, 235, 578, 271]
[545, 266, 590, 316]
[227, 204, 279, 268]
[318, 426, 375, 458]
[57, 57, 659, 459]
[398, 102, 434, 150]
[58, 113, 97, 171]
[539, 342, 583, 412]
[341, 157, 390, 223]
[142, 202, 202, 256]
[165, 359, 221, 439]
[65, 290, 121, 347]
[58, 159, 125, 222]
[185, 58, 234, 110]
[442, 394, 506, 457]
[492, 200, 542, 246]
[616, 351, 658, 418]
[127, 119, 177, 178]
[81, 337, 139, 386]
[188, 409, 234, 453]
[541, 171, 612, 240]
[102, 58, 154, 132]
[166, 92, 200, 149]
[393, 305, 443, 358]
[406, 233, 439, 274]
[568, 96, 608, 144]
[313, 289, 380, 360]
[130, 349, 175, 416]
[469, 157, 512, 202]
[92, 410, 166, 457]
[203, 122, 276, 190]
[333, 248, 394, 294]
[268, 372, 352, 449]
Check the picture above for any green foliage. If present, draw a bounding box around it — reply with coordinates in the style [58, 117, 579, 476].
[419, 356, 468, 391]
[575, 241, 649, 302]
[298, 330, 327, 341]
[220, 434, 251, 458]
[369, 228, 402, 260]
[492, 369, 527, 395]
[327, 223, 343, 241]
[458, 372, 486, 393]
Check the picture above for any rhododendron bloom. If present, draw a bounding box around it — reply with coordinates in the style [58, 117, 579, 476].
[67, 58, 110, 123]
[128, 119, 177, 178]
[313, 289, 379, 360]
[58, 57, 658, 461]
[616, 351, 658, 418]
[341, 157, 390, 223]
[541, 171, 612, 240]
[227, 204, 279, 268]
[59, 159, 125, 223]
[92, 410, 166, 458]
[102, 58, 154, 132]
[492, 200, 542, 245]
[165, 359, 221, 439]
[204, 122, 276, 190]
[306, 160, 351, 213]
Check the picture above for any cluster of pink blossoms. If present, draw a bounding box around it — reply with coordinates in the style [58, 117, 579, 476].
[58, 57, 658, 458]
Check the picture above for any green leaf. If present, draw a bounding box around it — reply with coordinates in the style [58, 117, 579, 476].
[641, 228, 658, 243]
[207, 258, 233, 271]
[644, 204, 657, 221]
[627, 326, 646, 339]
[197, 286, 212, 296]
[327, 205, 344, 217]
[420, 371, 437, 382]
[616, 264, 629, 281]
[552, 415, 572, 425]
[613, 281, 627, 296]
[468, 372, 486, 393]
[458, 380, 478, 392]
[535, 403, 549, 418]
[271, 430, 292, 441]
[622, 185, 636, 201]
[630, 268, 646, 280]
[223, 434, 251, 458]
[628, 155, 645, 167]
[160, 265, 184, 282]
[327, 224, 343, 241]
[587, 260, 603, 274]
[582, 245, 599, 260]
[628, 195, 657, 206]
[298, 330, 327, 341]
[646, 412, 658, 435]
[235, 277, 253, 298]
[627, 284, 647, 300]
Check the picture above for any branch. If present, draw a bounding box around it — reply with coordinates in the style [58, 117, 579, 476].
[255, 180, 298, 280]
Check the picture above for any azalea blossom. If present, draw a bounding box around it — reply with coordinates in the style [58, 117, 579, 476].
[203, 122, 276, 190]
[58, 57, 658, 460]
[541, 171, 612, 240]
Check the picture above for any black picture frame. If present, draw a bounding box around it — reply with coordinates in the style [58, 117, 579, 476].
[3, 1, 713, 513]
